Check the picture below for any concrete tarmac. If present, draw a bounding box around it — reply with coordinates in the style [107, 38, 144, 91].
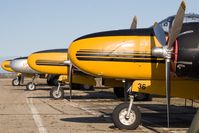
[0, 78, 198, 133]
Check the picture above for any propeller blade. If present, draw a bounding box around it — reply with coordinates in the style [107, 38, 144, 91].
[167, 1, 186, 49]
[130, 16, 137, 29]
[153, 22, 167, 46]
[165, 59, 171, 128]
[152, 1, 186, 128]
[69, 64, 73, 101]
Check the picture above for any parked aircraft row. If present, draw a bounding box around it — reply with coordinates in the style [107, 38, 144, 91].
[1, 49, 150, 100]
[1, 1, 199, 132]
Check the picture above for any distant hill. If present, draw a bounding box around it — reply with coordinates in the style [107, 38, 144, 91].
[0, 56, 16, 73]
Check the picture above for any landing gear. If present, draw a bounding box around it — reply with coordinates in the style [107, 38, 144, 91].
[26, 75, 37, 91]
[112, 95, 141, 130]
[12, 78, 20, 86]
[113, 81, 141, 130]
[50, 83, 64, 100]
[26, 82, 36, 91]
[113, 87, 151, 101]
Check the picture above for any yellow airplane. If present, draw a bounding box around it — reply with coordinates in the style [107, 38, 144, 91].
[68, 1, 199, 130]
[9, 57, 49, 90]
[1, 59, 24, 86]
[28, 49, 96, 99]
[28, 48, 151, 101]
[1, 60, 14, 73]
[1, 59, 65, 87]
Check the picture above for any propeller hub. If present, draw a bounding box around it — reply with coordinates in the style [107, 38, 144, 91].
[63, 60, 71, 66]
[152, 47, 173, 59]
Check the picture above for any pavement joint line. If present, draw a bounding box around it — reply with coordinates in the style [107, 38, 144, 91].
[26, 95, 48, 133]
[142, 119, 169, 131]
[139, 125, 155, 133]
[65, 99, 102, 116]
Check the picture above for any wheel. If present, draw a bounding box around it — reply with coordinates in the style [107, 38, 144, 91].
[50, 86, 64, 100]
[12, 78, 20, 86]
[134, 93, 151, 101]
[26, 82, 36, 91]
[113, 87, 124, 98]
[112, 103, 141, 130]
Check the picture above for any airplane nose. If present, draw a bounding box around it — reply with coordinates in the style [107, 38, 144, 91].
[1, 60, 14, 72]
[68, 39, 92, 75]
[28, 50, 69, 75]
[10, 57, 38, 74]
[68, 41, 78, 68]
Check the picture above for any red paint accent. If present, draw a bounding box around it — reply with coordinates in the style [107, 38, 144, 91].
[172, 40, 179, 73]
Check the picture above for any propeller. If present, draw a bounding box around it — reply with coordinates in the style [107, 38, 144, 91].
[152, 1, 186, 128]
[130, 16, 137, 29]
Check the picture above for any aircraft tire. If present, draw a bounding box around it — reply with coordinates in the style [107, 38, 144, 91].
[26, 82, 36, 91]
[50, 86, 64, 100]
[113, 87, 124, 98]
[112, 103, 141, 130]
[12, 78, 20, 86]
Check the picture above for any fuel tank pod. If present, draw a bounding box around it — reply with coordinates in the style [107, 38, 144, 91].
[10, 57, 39, 74]
[28, 49, 68, 75]
[68, 29, 165, 80]
[1, 60, 14, 72]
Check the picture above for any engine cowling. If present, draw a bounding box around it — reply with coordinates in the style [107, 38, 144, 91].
[176, 23, 199, 79]
[10, 57, 39, 74]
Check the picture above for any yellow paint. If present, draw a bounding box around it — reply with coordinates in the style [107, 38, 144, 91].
[58, 75, 68, 82]
[28, 52, 68, 75]
[1, 60, 14, 72]
[57, 73, 96, 86]
[72, 72, 96, 86]
[69, 35, 165, 79]
[132, 78, 199, 100]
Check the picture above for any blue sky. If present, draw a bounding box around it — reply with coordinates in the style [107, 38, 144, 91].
[0, 0, 199, 57]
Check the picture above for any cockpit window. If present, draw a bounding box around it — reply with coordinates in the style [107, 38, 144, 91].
[184, 14, 199, 23]
[157, 14, 199, 33]
[158, 17, 174, 33]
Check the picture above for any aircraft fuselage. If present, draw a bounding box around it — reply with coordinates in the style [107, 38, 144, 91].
[69, 22, 199, 80]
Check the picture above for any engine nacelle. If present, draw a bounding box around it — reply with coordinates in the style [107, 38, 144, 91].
[10, 57, 39, 74]
[176, 23, 199, 79]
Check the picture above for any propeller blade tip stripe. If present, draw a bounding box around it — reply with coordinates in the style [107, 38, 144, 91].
[181, 0, 186, 10]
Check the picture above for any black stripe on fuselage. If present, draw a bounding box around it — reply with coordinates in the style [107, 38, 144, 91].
[76, 51, 156, 58]
[77, 50, 151, 55]
[74, 28, 155, 42]
[76, 51, 164, 63]
[76, 54, 156, 59]
[36, 60, 66, 66]
[14, 57, 27, 60]
[4, 65, 10, 68]
[77, 57, 164, 63]
[34, 49, 68, 54]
